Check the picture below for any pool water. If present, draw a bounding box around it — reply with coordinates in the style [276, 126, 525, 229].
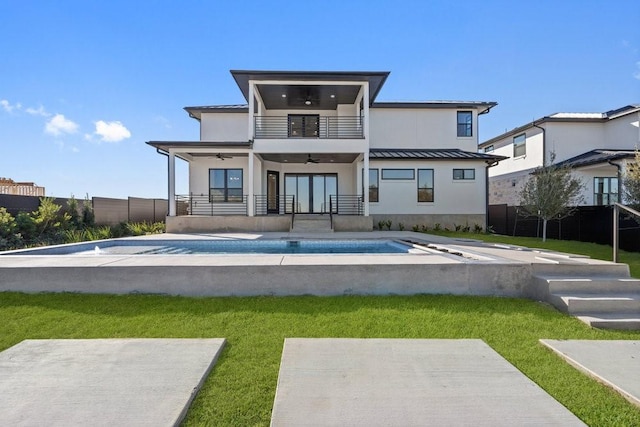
[6, 239, 420, 255]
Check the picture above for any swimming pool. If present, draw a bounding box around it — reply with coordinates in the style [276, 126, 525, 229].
[5, 239, 424, 255]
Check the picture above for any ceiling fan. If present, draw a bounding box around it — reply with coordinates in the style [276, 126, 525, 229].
[296, 90, 320, 106]
[216, 153, 233, 161]
[305, 153, 320, 164]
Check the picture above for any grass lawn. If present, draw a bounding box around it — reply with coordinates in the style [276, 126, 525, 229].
[426, 230, 640, 278]
[1, 292, 639, 426]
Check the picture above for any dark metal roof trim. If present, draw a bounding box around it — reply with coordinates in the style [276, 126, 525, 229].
[554, 149, 637, 169]
[372, 101, 497, 111]
[369, 148, 507, 162]
[146, 140, 252, 152]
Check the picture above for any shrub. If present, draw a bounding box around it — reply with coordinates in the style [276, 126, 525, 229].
[398, 222, 405, 231]
[473, 223, 484, 234]
[0, 207, 16, 239]
[433, 223, 442, 231]
[82, 194, 95, 228]
[412, 225, 420, 232]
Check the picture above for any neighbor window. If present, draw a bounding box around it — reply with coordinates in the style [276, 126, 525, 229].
[417, 169, 434, 202]
[484, 145, 494, 153]
[382, 169, 415, 180]
[209, 168, 243, 202]
[513, 133, 526, 157]
[594, 177, 618, 205]
[457, 111, 472, 137]
[453, 169, 475, 180]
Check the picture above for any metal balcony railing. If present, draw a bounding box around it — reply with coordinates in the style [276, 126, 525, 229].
[254, 116, 364, 139]
[254, 195, 295, 215]
[330, 195, 364, 216]
[176, 194, 248, 216]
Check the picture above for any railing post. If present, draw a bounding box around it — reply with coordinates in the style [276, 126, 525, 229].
[189, 193, 193, 216]
[613, 203, 619, 263]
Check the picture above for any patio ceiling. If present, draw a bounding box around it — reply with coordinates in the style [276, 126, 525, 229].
[259, 153, 359, 164]
[256, 84, 361, 110]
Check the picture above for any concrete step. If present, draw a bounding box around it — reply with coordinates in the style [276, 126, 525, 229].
[291, 216, 333, 233]
[542, 277, 640, 294]
[532, 263, 630, 278]
[576, 314, 640, 330]
[549, 292, 640, 315]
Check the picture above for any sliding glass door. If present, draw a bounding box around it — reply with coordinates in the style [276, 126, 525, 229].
[285, 174, 337, 214]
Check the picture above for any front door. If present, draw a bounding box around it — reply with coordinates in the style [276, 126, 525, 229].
[285, 174, 337, 214]
[267, 171, 279, 214]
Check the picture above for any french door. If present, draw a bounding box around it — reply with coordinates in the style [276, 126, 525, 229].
[285, 174, 337, 214]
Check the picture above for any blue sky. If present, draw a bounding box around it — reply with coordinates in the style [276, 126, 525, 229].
[1, 1, 638, 199]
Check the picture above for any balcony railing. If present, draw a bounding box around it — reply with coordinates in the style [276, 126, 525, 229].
[175, 194, 363, 216]
[254, 195, 295, 215]
[176, 194, 248, 216]
[254, 116, 364, 139]
[330, 195, 363, 215]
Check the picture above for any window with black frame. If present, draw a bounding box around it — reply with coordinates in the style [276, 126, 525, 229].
[594, 177, 618, 205]
[361, 168, 379, 202]
[417, 169, 434, 202]
[457, 111, 472, 137]
[453, 168, 475, 180]
[288, 115, 319, 137]
[513, 133, 526, 157]
[209, 169, 243, 202]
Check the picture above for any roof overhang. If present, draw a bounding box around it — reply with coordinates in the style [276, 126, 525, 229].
[372, 101, 497, 115]
[230, 70, 390, 107]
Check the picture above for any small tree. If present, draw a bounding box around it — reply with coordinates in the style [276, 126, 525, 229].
[518, 153, 585, 242]
[623, 149, 640, 209]
[82, 194, 95, 228]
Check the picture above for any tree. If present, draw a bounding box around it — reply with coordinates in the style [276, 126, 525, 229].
[623, 149, 640, 209]
[518, 153, 585, 242]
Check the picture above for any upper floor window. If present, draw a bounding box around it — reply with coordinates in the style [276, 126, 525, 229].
[484, 145, 494, 153]
[513, 133, 526, 157]
[453, 169, 475, 180]
[382, 169, 415, 180]
[594, 177, 618, 205]
[289, 115, 319, 138]
[418, 169, 434, 202]
[457, 111, 472, 137]
[210, 168, 243, 202]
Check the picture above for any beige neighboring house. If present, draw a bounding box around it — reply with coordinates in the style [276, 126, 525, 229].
[0, 178, 45, 197]
[148, 69, 505, 232]
[479, 105, 640, 206]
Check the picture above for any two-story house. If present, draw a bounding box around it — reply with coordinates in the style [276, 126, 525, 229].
[480, 105, 640, 207]
[147, 70, 504, 232]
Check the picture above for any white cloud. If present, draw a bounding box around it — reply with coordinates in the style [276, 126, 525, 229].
[25, 105, 50, 117]
[94, 120, 131, 142]
[1, 99, 21, 113]
[45, 114, 79, 136]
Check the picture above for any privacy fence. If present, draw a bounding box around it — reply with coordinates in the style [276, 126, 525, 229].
[0, 194, 168, 226]
[488, 204, 640, 252]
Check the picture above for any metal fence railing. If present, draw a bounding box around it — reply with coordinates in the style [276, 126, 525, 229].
[254, 195, 295, 216]
[330, 195, 363, 216]
[176, 194, 248, 216]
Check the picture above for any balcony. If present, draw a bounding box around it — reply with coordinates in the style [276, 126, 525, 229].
[254, 116, 363, 139]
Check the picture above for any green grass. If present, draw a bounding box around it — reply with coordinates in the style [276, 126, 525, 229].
[1, 292, 639, 426]
[427, 230, 640, 278]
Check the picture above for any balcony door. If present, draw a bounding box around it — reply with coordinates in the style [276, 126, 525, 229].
[285, 173, 337, 214]
[288, 115, 319, 138]
[267, 170, 279, 213]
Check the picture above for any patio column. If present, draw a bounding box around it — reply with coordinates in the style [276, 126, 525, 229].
[168, 151, 176, 216]
[363, 151, 370, 216]
[248, 152, 254, 216]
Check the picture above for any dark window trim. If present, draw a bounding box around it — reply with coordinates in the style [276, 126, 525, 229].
[457, 111, 473, 137]
[593, 176, 619, 206]
[381, 168, 415, 180]
[417, 168, 434, 203]
[209, 168, 243, 203]
[288, 114, 319, 138]
[453, 168, 475, 180]
[513, 133, 526, 157]
[363, 168, 379, 203]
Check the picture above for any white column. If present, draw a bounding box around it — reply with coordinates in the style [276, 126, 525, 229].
[248, 152, 254, 216]
[362, 82, 370, 140]
[168, 151, 176, 216]
[248, 82, 255, 141]
[363, 151, 370, 217]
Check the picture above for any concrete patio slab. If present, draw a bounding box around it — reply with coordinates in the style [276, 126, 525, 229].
[540, 339, 640, 407]
[0, 338, 225, 426]
[271, 338, 585, 426]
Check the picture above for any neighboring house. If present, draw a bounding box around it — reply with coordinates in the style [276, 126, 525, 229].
[480, 105, 640, 206]
[0, 177, 45, 197]
[147, 70, 504, 232]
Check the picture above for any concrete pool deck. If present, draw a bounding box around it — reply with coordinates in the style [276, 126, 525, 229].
[0, 231, 630, 299]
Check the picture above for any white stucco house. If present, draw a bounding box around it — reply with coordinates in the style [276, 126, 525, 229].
[147, 70, 505, 232]
[480, 105, 640, 206]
